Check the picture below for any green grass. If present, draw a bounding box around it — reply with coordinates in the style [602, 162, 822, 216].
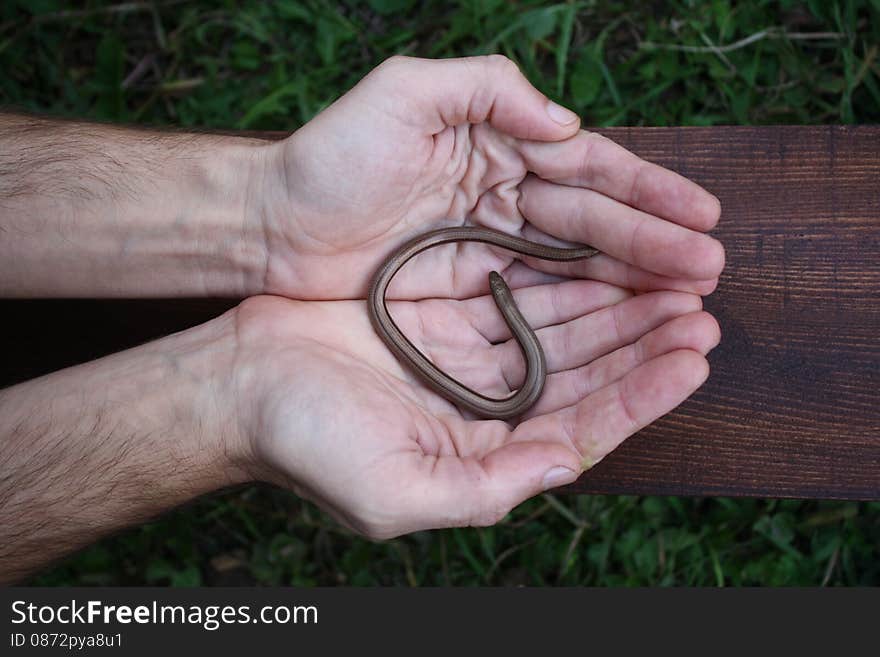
[2, 0, 879, 586]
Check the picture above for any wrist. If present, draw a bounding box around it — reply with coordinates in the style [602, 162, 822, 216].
[152, 307, 257, 489]
[219, 295, 322, 488]
[250, 136, 306, 297]
[181, 136, 273, 298]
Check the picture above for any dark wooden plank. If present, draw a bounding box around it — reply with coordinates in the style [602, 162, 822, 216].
[0, 126, 877, 499]
[0, 299, 237, 384]
[572, 125, 880, 499]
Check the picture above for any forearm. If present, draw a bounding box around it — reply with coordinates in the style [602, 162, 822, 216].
[0, 114, 270, 297]
[0, 309, 251, 583]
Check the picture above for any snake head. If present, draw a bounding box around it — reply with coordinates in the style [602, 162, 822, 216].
[488, 270, 510, 299]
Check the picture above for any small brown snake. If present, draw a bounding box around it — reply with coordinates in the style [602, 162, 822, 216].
[367, 227, 599, 420]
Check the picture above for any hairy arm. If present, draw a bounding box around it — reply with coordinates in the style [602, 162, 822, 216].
[0, 310, 249, 583]
[0, 114, 270, 297]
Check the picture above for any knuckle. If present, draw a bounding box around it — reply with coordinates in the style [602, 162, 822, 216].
[380, 54, 412, 69]
[578, 131, 605, 180]
[371, 55, 414, 83]
[484, 53, 518, 75]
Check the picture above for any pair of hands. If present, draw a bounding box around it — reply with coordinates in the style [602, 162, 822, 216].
[228, 56, 724, 538]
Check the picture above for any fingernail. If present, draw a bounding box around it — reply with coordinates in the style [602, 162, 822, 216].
[541, 466, 578, 491]
[545, 100, 579, 125]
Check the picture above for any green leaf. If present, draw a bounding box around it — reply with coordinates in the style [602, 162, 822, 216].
[277, 0, 312, 22]
[94, 32, 124, 120]
[555, 2, 575, 96]
[570, 54, 602, 106]
[231, 40, 261, 71]
[316, 15, 354, 66]
[452, 528, 487, 580]
[524, 7, 558, 41]
[170, 565, 202, 587]
[368, 0, 416, 16]
[862, 70, 880, 109]
[238, 80, 303, 129]
[754, 514, 803, 559]
[638, 60, 657, 80]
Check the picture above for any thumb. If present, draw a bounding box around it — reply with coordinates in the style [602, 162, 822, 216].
[367, 55, 581, 140]
[401, 440, 583, 531]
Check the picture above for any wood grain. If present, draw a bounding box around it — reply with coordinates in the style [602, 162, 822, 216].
[572, 126, 880, 499]
[0, 126, 877, 499]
